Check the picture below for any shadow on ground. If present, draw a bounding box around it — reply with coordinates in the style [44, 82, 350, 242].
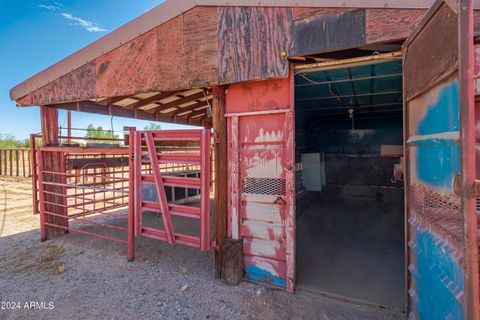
[0, 179, 404, 320]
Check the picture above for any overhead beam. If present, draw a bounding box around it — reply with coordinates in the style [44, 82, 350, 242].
[150, 91, 208, 114]
[168, 99, 212, 117]
[97, 95, 132, 106]
[184, 106, 209, 120]
[123, 91, 181, 110]
[46, 101, 202, 126]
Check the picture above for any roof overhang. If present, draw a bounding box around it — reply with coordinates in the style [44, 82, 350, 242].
[10, 0, 443, 102]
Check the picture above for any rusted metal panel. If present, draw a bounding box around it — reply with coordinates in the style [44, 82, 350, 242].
[406, 74, 466, 320]
[366, 9, 426, 43]
[403, 2, 459, 101]
[218, 7, 293, 84]
[226, 77, 294, 291]
[403, 1, 478, 317]
[292, 9, 366, 56]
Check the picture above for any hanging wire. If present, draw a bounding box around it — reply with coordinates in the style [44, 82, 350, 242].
[202, 87, 212, 117]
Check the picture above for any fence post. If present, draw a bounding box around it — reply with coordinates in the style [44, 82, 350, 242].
[3, 150, 7, 176]
[0, 150, 2, 176]
[15, 149, 19, 177]
[22, 150, 26, 177]
[30, 134, 39, 214]
[9, 150, 13, 176]
[128, 127, 135, 261]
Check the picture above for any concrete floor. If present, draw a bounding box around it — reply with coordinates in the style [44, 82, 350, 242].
[296, 186, 405, 311]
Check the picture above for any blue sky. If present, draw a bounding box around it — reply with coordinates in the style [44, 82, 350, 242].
[0, 0, 193, 140]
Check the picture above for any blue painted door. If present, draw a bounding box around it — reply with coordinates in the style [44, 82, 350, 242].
[403, 0, 476, 319]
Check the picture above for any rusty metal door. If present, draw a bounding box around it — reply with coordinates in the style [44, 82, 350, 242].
[226, 76, 295, 292]
[403, 0, 478, 318]
[134, 129, 212, 250]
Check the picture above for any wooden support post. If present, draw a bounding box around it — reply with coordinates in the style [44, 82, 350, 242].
[40, 106, 67, 236]
[9, 150, 13, 176]
[30, 134, 38, 214]
[15, 150, 19, 176]
[67, 110, 72, 144]
[212, 86, 228, 278]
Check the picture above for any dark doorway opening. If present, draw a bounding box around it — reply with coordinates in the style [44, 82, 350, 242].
[294, 57, 405, 310]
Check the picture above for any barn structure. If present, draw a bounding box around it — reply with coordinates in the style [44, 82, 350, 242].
[9, 0, 480, 318]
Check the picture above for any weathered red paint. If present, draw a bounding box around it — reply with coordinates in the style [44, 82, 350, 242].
[134, 129, 212, 250]
[13, 7, 438, 107]
[226, 76, 295, 291]
[36, 143, 134, 259]
[366, 9, 426, 43]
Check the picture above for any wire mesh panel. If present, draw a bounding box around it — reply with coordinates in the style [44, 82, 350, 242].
[135, 129, 212, 251]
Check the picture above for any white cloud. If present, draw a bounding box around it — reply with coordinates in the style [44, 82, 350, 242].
[61, 13, 107, 33]
[37, 4, 61, 11]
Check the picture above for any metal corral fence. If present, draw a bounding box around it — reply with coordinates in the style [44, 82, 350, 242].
[0, 148, 31, 177]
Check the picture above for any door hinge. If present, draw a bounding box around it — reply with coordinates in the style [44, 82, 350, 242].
[473, 180, 480, 198]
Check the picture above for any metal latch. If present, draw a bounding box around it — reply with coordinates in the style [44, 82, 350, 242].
[211, 239, 220, 250]
[213, 131, 220, 144]
[453, 174, 480, 197]
[473, 180, 480, 198]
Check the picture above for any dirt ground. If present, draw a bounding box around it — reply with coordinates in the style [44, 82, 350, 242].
[0, 177, 405, 320]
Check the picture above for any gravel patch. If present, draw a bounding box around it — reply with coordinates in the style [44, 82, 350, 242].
[0, 178, 405, 320]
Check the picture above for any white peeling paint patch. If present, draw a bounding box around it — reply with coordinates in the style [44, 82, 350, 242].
[253, 128, 284, 143]
[245, 156, 282, 178]
[244, 238, 282, 260]
[243, 220, 285, 241]
[243, 202, 283, 223]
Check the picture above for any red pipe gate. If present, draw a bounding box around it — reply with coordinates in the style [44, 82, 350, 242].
[36, 128, 213, 261]
[134, 129, 212, 250]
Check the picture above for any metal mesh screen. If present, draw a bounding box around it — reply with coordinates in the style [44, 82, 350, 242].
[241, 177, 286, 196]
[409, 183, 463, 247]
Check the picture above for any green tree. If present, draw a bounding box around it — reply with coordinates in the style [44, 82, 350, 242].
[143, 123, 162, 131]
[85, 124, 119, 143]
[0, 134, 29, 148]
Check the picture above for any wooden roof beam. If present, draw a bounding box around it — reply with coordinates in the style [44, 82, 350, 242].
[150, 91, 208, 114]
[97, 95, 132, 106]
[123, 91, 180, 110]
[184, 106, 209, 120]
[46, 100, 203, 126]
[167, 99, 211, 116]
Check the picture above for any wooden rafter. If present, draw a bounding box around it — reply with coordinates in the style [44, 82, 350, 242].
[184, 106, 209, 119]
[123, 91, 180, 110]
[150, 91, 208, 114]
[97, 95, 132, 106]
[168, 99, 211, 117]
[47, 100, 204, 126]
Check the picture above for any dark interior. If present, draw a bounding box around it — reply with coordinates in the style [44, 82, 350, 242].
[294, 59, 405, 310]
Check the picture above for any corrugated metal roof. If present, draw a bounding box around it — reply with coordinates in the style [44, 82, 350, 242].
[10, 0, 440, 101]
